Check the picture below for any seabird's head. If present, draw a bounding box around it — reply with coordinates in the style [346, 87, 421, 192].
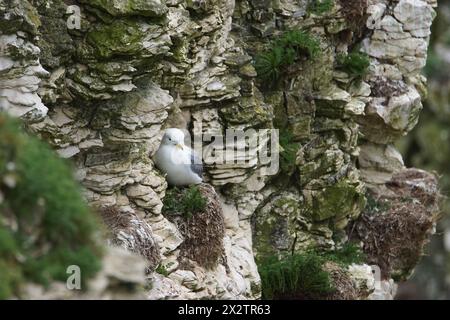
[162, 128, 185, 150]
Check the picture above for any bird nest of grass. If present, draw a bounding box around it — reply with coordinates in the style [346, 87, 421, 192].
[338, 0, 368, 24]
[162, 184, 225, 270]
[349, 169, 441, 281]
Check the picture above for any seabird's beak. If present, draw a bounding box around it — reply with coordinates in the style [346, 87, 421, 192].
[176, 143, 184, 150]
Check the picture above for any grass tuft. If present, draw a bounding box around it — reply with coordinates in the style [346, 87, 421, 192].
[255, 30, 321, 87]
[336, 50, 370, 78]
[258, 252, 334, 299]
[258, 244, 365, 299]
[163, 185, 207, 218]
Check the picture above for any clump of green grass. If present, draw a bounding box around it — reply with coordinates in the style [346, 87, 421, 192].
[308, 0, 334, 15]
[336, 50, 370, 78]
[255, 47, 284, 85]
[255, 30, 321, 86]
[279, 129, 300, 175]
[258, 243, 365, 299]
[163, 185, 207, 219]
[0, 114, 102, 299]
[258, 252, 334, 299]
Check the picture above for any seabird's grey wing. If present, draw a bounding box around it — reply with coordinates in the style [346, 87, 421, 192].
[190, 149, 203, 178]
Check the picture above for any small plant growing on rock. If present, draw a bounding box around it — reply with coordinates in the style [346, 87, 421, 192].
[163, 185, 207, 218]
[155, 264, 169, 276]
[255, 30, 321, 86]
[257, 243, 366, 299]
[336, 50, 370, 78]
[255, 47, 284, 84]
[258, 252, 334, 299]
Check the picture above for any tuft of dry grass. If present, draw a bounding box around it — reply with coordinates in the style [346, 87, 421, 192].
[339, 0, 368, 23]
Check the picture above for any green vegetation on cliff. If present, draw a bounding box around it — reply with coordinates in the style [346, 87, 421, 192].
[163, 185, 207, 219]
[279, 129, 300, 175]
[255, 30, 321, 86]
[336, 50, 370, 78]
[258, 252, 334, 299]
[258, 244, 364, 299]
[0, 114, 102, 299]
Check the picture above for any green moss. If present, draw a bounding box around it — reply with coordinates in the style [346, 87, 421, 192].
[163, 186, 207, 219]
[308, 0, 334, 15]
[171, 37, 189, 63]
[255, 30, 321, 86]
[258, 252, 334, 299]
[0, 114, 102, 299]
[336, 51, 370, 78]
[86, 20, 146, 59]
[312, 180, 366, 221]
[219, 96, 273, 126]
[252, 195, 301, 260]
[155, 264, 169, 276]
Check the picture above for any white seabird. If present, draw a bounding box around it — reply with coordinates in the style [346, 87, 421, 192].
[154, 128, 203, 186]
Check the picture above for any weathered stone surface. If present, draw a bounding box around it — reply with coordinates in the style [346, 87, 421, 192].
[0, 0, 438, 300]
[81, 0, 168, 17]
[99, 206, 161, 272]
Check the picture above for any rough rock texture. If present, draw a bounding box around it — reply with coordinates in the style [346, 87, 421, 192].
[99, 206, 161, 273]
[0, 0, 439, 299]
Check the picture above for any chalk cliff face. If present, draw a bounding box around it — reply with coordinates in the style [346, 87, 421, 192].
[0, 0, 439, 299]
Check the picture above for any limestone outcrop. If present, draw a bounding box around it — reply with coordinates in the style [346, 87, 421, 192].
[0, 0, 439, 299]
